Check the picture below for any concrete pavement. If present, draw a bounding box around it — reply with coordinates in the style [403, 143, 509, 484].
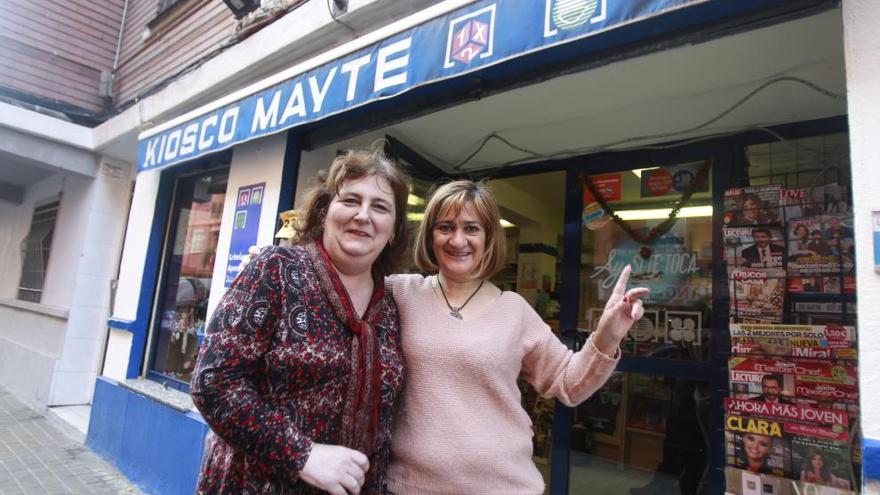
[0, 387, 141, 495]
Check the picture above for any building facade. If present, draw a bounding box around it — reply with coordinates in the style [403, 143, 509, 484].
[4, 0, 880, 494]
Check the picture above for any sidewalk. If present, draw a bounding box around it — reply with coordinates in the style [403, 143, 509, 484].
[0, 387, 141, 495]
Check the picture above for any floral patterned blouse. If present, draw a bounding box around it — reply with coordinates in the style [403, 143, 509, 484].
[190, 243, 405, 494]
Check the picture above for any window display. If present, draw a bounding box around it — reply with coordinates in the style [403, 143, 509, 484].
[151, 168, 228, 384]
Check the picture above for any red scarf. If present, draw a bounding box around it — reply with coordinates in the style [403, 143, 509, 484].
[309, 241, 384, 455]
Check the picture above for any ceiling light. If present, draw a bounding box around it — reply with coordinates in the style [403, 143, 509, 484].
[407, 194, 425, 206]
[615, 205, 713, 221]
[500, 219, 516, 228]
[631, 167, 659, 179]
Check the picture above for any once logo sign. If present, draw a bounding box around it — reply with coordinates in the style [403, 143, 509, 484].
[444, 5, 496, 69]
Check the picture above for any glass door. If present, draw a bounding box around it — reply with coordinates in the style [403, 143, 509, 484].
[148, 167, 229, 387]
[558, 151, 725, 495]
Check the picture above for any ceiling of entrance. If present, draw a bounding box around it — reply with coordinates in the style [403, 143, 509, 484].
[364, 8, 846, 175]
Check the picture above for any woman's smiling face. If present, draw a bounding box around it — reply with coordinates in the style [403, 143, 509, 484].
[322, 174, 396, 269]
[432, 202, 485, 281]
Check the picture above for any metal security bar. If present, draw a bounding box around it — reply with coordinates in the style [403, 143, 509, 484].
[17, 201, 60, 303]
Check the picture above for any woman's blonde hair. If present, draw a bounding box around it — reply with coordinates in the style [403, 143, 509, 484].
[295, 148, 410, 278]
[413, 180, 507, 279]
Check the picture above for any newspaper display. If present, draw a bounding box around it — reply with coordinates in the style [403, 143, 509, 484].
[728, 268, 786, 323]
[729, 323, 857, 361]
[724, 184, 859, 493]
[723, 185, 783, 227]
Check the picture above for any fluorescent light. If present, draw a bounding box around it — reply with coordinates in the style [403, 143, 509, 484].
[616, 205, 713, 220]
[407, 194, 424, 206]
[405, 212, 516, 228]
[631, 167, 659, 179]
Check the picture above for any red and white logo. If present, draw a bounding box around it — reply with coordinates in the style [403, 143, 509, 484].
[444, 5, 496, 69]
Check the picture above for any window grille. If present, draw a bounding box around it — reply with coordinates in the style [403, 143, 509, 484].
[18, 201, 59, 303]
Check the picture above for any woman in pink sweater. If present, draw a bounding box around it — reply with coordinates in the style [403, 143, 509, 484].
[385, 180, 649, 494]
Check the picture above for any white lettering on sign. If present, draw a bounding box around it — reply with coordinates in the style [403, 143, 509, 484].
[180, 123, 198, 155]
[218, 107, 239, 144]
[252, 91, 282, 132]
[141, 35, 415, 169]
[199, 115, 218, 150]
[280, 82, 307, 124]
[375, 38, 411, 92]
[163, 129, 182, 161]
[309, 67, 337, 113]
[341, 54, 371, 102]
[590, 248, 699, 289]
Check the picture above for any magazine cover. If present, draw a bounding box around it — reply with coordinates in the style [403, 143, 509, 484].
[729, 323, 857, 361]
[790, 433, 854, 490]
[781, 187, 812, 221]
[787, 214, 855, 276]
[725, 416, 788, 478]
[729, 268, 786, 324]
[788, 275, 855, 295]
[724, 185, 783, 227]
[728, 357, 859, 408]
[725, 227, 786, 268]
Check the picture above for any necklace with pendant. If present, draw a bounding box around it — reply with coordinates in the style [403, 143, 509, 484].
[437, 276, 484, 320]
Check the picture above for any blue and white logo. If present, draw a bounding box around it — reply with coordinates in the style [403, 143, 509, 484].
[544, 0, 607, 37]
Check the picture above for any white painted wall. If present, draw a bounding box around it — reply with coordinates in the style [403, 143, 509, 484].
[102, 169, 162, 380]
[49, 160, 134, 405]
[206, 133, 287, 321]
[0, 158, 133, 406]
[842, 0, 880, 489]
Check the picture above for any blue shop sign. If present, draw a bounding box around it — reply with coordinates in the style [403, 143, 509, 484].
[138, 0, 709, 171]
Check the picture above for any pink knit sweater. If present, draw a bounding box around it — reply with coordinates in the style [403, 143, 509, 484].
[385, 274, 619, 495]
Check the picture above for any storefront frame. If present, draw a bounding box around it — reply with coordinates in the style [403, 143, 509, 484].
[504, 115, 851, 494]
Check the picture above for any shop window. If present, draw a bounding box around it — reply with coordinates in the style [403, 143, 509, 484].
[579, 161, 714, 361]
[150, 168, 228, 385]
[17, 201, 60, 303]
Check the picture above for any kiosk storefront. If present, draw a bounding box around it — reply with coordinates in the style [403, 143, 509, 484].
[87, 1, 873, 494]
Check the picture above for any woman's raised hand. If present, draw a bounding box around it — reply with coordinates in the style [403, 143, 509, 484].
[300, 443, 369, 495]
[593, 265, 650, 356]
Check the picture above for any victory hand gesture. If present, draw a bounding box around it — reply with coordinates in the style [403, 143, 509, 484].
[592, 265, 650, 356]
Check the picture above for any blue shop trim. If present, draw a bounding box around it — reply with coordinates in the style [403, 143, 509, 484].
[87, 377, 209, 495]
[864, 437, 880, 480]
[139, 0, 728, 171]
[107, 318, 134, 331]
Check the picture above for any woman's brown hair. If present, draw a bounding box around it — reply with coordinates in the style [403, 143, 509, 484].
[295, 148, 410, 278]
[413, 180, 507, 279]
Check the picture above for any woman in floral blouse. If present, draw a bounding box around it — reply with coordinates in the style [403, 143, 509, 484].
[190, 149, 410, 495]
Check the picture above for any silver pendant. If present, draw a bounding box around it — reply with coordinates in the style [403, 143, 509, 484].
[450, 309, 463, 319]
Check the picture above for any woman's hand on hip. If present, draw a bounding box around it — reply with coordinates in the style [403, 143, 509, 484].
[300, 443, 369, 495]
[593, 265, 650, 356]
